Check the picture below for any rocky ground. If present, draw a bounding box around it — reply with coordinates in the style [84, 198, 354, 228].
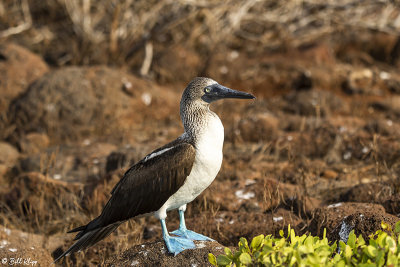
[1, 1, 400, 266]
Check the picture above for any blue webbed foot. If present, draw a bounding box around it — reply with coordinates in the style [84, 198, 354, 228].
[163, 235, 196, 256]
[170, 228, 215, 241]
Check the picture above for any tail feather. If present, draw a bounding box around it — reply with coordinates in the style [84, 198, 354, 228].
[67, 225, 86, 234]
[54, 223, 121, 263]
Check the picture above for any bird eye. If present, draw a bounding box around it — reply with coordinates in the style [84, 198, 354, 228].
[204, 87, 211, 93]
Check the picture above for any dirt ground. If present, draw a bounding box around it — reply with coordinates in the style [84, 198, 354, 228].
[0, 0, 400, 266]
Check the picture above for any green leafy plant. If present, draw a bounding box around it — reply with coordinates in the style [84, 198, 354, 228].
[209, 221, 400, 266]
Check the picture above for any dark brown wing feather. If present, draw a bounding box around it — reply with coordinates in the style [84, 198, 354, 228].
[54, 141, 196, 263]
[99, 141, 196, 225]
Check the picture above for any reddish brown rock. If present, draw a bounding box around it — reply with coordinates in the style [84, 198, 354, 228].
[235, 113, 279, 142]
[330, 212, 399, 243]
[0, 142, 19, 167]
[309, 202, 386, 238]
[282, 90, 347, 117]
[0, 43, 49, 114]
[382, 194, 400, 216]
[7, 66, 179, 143]
[106, 240, 226, 267]
[153, 45, 202, 84]
[19, 133, 50, 155]
[341, 182, 394, 203]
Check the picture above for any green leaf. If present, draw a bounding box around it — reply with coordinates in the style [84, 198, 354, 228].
[250, 235, 264, 251]
[339, 240, 346, 254]
[335, 259, 346, 267]
[395, 221, 400, 234]
[385, 236, 396, 252]
[279, 229, 284, 237]
[365, 245, 377, 258]
[208, 253, 217, 266]
[347, 230, 356, 249]
[377, 250, 385, 267]
[369, 239, 377, 247]
[224, 247, 233, 258]
[358, 234, 366, 246]
[239, 237, 250, 253]
[344, 244, 352, 258]
[217, 255, 232, 266]
[239, 252, 252, 264]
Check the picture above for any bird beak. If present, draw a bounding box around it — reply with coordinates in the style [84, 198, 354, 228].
[202, 84, 255, 103]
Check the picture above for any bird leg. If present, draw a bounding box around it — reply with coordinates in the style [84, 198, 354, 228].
[160, 218, 195, 256]
[170, 209, 214, 241]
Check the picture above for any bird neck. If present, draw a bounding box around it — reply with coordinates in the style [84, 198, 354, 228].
[180, 101, 211, 141]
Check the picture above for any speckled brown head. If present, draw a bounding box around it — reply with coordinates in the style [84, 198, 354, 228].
[181, 77, 254, 107]
[180, 77, 255, 138]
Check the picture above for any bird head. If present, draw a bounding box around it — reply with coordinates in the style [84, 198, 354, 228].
[182, 77, 255, 106]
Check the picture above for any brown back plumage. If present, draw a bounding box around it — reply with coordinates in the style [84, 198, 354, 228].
[101, 140, 196, 224]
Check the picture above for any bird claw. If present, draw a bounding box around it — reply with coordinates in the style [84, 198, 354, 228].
[164, 235, 196, 256]
[170, 229, 214, 241]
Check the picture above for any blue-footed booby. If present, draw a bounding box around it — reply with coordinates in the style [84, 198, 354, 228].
[54, 77, 255, 262]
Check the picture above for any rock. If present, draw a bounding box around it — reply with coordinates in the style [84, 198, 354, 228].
[0, 142, 19, 180]
[7, 66, 178, 143]
[234, 113, 279, 142]
[308, 202, 386, 238]
[0, 164, 7, 178]
[0, 226, 52, 266]
[382, 194, 400, 216]
[153, 45, 202, 84]
[282, 90, 347, 117]
[106, 240, 226, 267]
[0, 142, 19, 166]
[19, 133, 50, 154]
[0, 43, 48, 114]
[341, 182, 394, 203]
[330, 212, 399, 243]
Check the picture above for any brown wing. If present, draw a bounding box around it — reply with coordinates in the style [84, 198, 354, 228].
[56, 142, 195, 261]
[98, 142, 196, 226]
